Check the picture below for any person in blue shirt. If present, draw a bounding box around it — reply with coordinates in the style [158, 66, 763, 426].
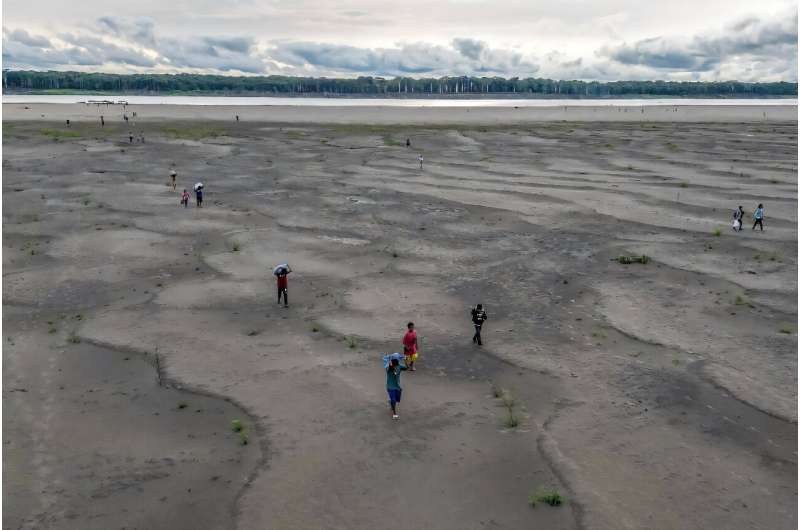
[752, 204, 764, 231]
[386, 357, 408, 420]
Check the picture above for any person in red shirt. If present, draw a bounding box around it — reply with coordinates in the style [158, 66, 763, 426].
[402, 322, 418, 371]
[274, 264, 291, 307]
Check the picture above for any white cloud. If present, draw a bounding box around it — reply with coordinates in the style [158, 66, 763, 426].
[2, 7, 797, 81]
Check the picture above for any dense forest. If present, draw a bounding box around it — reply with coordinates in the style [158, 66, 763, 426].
[2, 70, 797, 97]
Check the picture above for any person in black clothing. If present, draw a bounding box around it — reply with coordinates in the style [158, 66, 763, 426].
[471, 304, 488, 345]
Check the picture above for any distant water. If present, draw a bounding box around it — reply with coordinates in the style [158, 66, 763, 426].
[3, 95, 797, 107]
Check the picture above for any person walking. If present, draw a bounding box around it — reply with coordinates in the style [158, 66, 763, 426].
[195, 185, 203, 208]
[386, 357, 408, 419]
[170, 168, 177, 190]
[418, 154, 424, 170]
[100, 115, 105, 127]
[402, 322, 418, 371]
[752, 204, 765, 231]
[471, 304, 488, 346]
[732, 205, 744, 232]
[181, 189, 190, 207]
[128, 132, 134, 144]
[274, 264, 291, 307]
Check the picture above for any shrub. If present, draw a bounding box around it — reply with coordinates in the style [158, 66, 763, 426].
[531, 491, 564, 507]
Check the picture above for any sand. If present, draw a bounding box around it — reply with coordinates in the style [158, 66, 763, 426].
[3, 102, 798, 124]
[3, 103, 797, 530]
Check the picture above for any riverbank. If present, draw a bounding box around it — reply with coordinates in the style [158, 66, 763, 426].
[2, 101, 798, 123]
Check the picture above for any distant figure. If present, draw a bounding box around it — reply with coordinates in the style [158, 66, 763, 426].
[181, 189, 190, 207]
[140, 133, 145, 144]
[195, 184, 204, 208]
[235, 115, 240, 122]
[386, 357, 408, 420]
[731, 205, 744, 232]
[402, 322, 418, 371]
[471, 304, 488, 346]
[274, 264, 292, 307]
[418, 154, 424, 170]
[124, 114, 129, 123]
[170, 168, 177, 190]
[66, 119, 70, 127]
[128, 132, 134, 143]
[100, 115, 105, 127]
[752, 204, 764, 231]
[406, 138, 410, 147]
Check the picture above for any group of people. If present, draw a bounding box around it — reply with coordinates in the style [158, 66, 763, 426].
[170, 168, 204, 207]
[731, 203, 766, 231]
[268, 263, 487, 420]
[386, 307, 488, 419]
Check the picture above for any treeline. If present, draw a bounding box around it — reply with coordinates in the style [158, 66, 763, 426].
[2, 70, 797, 97]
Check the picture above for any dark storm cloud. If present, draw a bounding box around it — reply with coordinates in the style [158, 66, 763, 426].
[3, 26, 147, 68]
[7, 28, 51, 47]
[97, 16, 156, 46]
[59, 32, 156, 67]
[155, 36, 262, 72]
[202, 36, 254, 54]
[452, 38, 486, 60]
[271, 39, 537, 76]
[93, 16, 261, 71]
[4, 17, 263, 73]
[604, 11, 797, 72]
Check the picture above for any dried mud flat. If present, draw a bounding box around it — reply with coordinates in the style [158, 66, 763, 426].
[2, 106, 797, 530]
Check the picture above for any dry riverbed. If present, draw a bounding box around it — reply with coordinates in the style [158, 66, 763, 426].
[2, 107, 797, 530]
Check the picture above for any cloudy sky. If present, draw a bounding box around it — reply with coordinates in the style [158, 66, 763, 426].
[2, 0, 797, 81]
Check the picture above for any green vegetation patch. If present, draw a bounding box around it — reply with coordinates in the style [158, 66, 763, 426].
[529, 490, 565, 508]
[162, 127, 224, 140]
[617, 254, 650, 265]
[40, 128, 81, 140]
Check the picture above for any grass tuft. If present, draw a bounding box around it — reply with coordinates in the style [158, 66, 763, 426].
[712, 228, 722, 237]
[162, 127, 223, 140]
[618, 255, 649, 265]
[529, 491, 564, 508]
[779, 326, 793, 334]
[500, 389, 519, 428]
[67, 332, 81, 344]
[311, 323, 320, 333]
[40, 128, 80, 140]
[177, 401, 189, 409]
[232, 243, 240, 252]
[231, 419, 243, 432]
